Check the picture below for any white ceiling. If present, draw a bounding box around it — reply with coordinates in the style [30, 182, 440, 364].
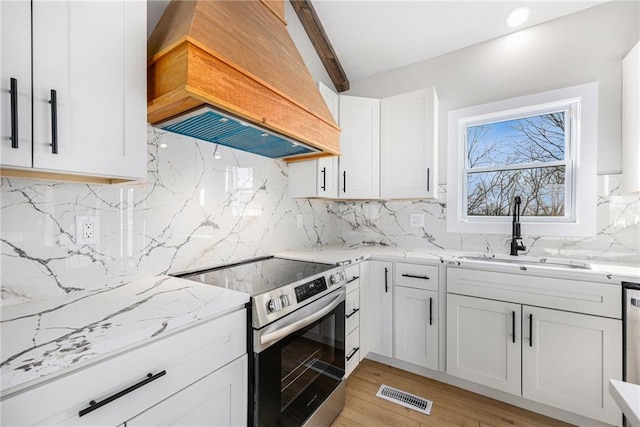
[147, 0, 607, 83]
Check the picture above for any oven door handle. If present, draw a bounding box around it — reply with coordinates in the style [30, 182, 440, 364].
[259, 289, 345, 347]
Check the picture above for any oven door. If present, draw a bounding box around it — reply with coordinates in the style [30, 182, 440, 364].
[254, 288, 346, 427]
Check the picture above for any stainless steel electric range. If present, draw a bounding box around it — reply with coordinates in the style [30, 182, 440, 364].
[178, 256, 347, 427]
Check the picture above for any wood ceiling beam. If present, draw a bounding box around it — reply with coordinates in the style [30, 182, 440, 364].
[290, 0, 350, 92]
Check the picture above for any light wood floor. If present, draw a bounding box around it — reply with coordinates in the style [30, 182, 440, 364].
[331, 360, 574, 427]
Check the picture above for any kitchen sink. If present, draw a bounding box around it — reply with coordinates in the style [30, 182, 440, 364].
[458, 255, 592, 270]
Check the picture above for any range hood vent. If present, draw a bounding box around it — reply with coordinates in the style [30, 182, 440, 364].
[147, 0, 340, 161]
[159, 106, 317, 158]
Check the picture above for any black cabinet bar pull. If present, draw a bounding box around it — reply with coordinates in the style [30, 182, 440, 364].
[320, 167, 326, 191]
[346, 275, 360, 284]
[346, 308, 360, 319]
[512, 311, 516, 343]
[49, 89, 58, 154]
[529, 313, 533, 347]
[342, 171, 346, 193]
[384, 267, 389, 293]
[429, 297, 433, 326]
[10, 78, 18, 148]
[401, 273, 430, 280]
[78, 370, 166, 417]
[427, 168, 430, 192]
[346, 347, 360, 361]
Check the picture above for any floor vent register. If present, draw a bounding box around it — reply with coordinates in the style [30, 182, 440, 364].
[375, 384, 433, 415]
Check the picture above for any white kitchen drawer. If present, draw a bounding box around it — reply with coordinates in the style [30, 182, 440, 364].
[346, 288, 360, 335]
[448, 267, 621, 318]
[345, 264, 360, 294]
[345, 328, 360, 377]
[1, 309, 246, 426]
[395, 262, 438, 291]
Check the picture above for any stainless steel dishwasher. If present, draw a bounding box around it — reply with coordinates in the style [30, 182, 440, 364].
[623, 281, 640, 386]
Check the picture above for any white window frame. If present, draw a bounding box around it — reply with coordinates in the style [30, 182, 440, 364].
[447, 82, 598, 237]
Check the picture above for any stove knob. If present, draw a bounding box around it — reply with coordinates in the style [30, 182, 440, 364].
[330, 272, 343, 284]
[280, 294, 290, 307]
[268, 297, 283, 313]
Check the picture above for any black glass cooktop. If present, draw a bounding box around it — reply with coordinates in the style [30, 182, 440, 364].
[177, 256, 336, 296]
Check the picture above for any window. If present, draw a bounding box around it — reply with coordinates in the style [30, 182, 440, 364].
[447, 83, 598, 237]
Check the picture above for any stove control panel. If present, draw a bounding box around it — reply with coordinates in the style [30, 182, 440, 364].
[295, 277, 328, 303]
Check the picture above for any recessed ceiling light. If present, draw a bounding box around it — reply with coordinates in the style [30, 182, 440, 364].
[506, 6, 530, 28]
[159, 143, 168, 149]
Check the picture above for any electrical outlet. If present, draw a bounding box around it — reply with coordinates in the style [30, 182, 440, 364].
[296, 214, 303, 228]
[410, 213, 424, 228]
[76, 215, 100, 244]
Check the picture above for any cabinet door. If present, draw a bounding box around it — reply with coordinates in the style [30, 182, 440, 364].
[338, 95, 380, 199]
[446, 294, 521, 395]
[522, 306, 622, 425]
[380, 88, 438, 199]
[368, 261, 393, 357]
[623, 41, 640, 194]
[395, 287, 438, 370]
[359, 261, 370, 360]
[32, 0, 146, 180]
[289, 83, 339, 198]
[127, 355, 247, 427]
[0, 0, 32, 168]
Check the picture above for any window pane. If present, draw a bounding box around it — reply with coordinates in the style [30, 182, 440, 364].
[467, 166, 565, 217]
[466, 112, 566, 169]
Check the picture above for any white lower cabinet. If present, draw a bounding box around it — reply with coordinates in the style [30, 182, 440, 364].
[446, 294, 522, 395]
[368, 261, 393, 358]
[344, 263, 362, 377]
[393, 262, 439, 370]
[522, 305, 621, 424]
[126, 355, 247, 427]
[446, 292, 622, 425]
[1, 309, 247, 427]
[394, 287, 438, 370]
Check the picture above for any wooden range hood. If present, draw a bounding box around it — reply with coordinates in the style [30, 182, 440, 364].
[147, 0, 340, 160]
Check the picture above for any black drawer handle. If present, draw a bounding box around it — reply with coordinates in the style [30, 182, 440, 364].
[347, 275, 360, 284]
[10, 78, 18, 148]
[529, 313, 533, 347]
[346, 308, 360, 319]
[78, 370, 166, 417]
[320, 167, 326, 191]
[401, 273, 430, 280]
[49, 89, 58, 154]
[346, 347, 360, 361]
[512, 311, 516, 344]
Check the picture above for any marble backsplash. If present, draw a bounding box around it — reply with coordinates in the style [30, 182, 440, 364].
[1, 127, 338, 306]
[2, 126, 638, 307]
[330, 176, 640, 264]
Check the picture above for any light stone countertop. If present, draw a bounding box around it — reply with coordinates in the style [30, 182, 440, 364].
[610, 379, 640, 427]
[0, 275, 249, 397]
[277, 244, 640, 284]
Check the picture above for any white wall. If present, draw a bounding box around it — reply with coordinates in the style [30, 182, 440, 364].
[345, 1, 640, 180]
[285, 0, 336, 92]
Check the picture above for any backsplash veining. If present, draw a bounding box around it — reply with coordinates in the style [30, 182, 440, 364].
[0, 127, 338, 306]
[2, 128, 638, 307]
[330, 176, 639, 264]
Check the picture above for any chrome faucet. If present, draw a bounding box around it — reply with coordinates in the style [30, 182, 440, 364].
[510, 196, 526, 256]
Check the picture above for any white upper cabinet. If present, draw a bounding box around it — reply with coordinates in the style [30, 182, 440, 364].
[1, 0, 147, 182]
[623, 41, 640, 194]
[339, 95, 380, 199]
[289, 82, 339, 198]
[381, 88, 438, 199]
[0, 0, 32, 168]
